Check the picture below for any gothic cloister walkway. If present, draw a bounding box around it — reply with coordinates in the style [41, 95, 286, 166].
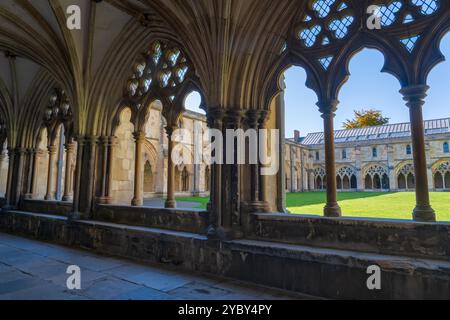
[0, 232, 306, 300]
[0, 0, 450, 300]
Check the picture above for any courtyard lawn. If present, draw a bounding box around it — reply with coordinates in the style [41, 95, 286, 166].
[178, 192, 450, 222]
[287, 192, 450, 221]
[176, 196, 209, 209]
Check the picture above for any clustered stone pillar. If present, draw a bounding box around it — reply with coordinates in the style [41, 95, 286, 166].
[320, 101, 342, 217]
[24, 149, 36, 199]
[45, 144, 58, 201]
[223, 110, 243, 234]
[258, 111, 269, 209]
[206, 109, 224, 238]
[62, 141, 76, 202]
[245, 110, 269, 213]
[4, 148, 26, 209]
[400, 85, 436, 222]
[71, 136, 98, 220]
[165, 126, 177, 209]
[96, 136, 116, 205]
[4, 148, 15, 207]
[246, 111, 260, 204]
[132, 131, 145, 207]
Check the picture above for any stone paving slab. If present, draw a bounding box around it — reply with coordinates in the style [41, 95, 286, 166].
[0, 232, 306, 300]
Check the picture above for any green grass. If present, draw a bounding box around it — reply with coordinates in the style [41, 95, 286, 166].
[176, 196, 209, 209]
[178, 192, 450, 221]
[287, 192, 450, 221]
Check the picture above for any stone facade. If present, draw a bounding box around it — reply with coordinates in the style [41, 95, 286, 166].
[285, 119, 450, 193]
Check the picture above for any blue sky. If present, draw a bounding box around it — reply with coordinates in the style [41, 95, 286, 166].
[284, 34, 450, 138]
[185, 34, 450, 138]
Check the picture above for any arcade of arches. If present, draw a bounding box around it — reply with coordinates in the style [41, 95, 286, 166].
[0, 0, 449, 299]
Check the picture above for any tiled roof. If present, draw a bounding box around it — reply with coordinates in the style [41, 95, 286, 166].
[300, 118, 450, 146]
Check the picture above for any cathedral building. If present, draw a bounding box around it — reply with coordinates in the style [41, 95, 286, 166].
[285, 118, 450, 193]
[0, 0, 449, 300]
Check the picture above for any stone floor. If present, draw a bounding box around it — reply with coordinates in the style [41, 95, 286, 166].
[0, 232, 307, 300]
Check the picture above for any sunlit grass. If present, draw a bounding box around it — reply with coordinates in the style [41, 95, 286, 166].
[178, 192, 450, 222]
[287, 192, 450, 221]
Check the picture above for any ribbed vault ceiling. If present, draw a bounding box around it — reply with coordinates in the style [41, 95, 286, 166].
[0, 0, 305, 141]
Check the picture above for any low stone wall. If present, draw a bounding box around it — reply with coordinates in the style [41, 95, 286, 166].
[251, 213, 450, 261]
[19, 199, 73, 217]
[94, 204, 209, 234]
[1, 210, 450, 299]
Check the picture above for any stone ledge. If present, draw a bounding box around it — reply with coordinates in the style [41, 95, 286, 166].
[251, 213, 450, 261]
[94, 204, 209, 234]
[1, 210, 450, 299]
[19, 199, 73, 217]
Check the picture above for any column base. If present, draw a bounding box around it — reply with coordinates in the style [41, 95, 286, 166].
[165, 200, 176, 209]
[246, 201, 270, 213]
[95, 196, 111, 205]
[324, 203, 342, 217]
[23, 194, 34, 200]
[413, 205, 436, 222]
[131, 198, 143, 207]
[44, 196, 55, 201]
[68, 211, 81, 222]
[62, 195, 74, 202]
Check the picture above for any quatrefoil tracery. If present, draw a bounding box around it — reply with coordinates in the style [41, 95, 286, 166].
[435, 162, 450, 174]
[295, 0, 442, 55]
[297, 0, 356, 49]
[375, 0, 439, 28]
[314, 167, 326, 178]
[126, 41, 191, 103]
[337, 166, 356, 178]
[366, 165, 388, 177]
[399, 163, 415, 175]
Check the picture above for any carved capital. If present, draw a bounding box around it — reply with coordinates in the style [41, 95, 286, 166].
[317, 99, 339, 115]
[224, 109, 244, 129]
[133, 131, 146, 143]
[47, 145, 58, 154]
[245, 110, 261, 129]
[400, 85, 429, 109]
[206, 107, 225, 129]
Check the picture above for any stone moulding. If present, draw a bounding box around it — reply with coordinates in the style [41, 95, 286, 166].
[250, 213, 450, 261]
[1, 210, 450, 300]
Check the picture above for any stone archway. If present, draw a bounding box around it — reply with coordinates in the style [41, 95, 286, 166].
[364, 165, 390, 191]
[432, 160, 450, 190]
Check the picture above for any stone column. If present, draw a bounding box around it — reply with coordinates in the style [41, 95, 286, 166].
[320, 104, 342, 217]
[223, 110, 243, 233]
[131, 131, 145, 207]
[400, 85, 436, 222]
[24, 149, 36, 199]
[290, 147, 295, 192]
[276, 76, 287, 212]
[165, 126, 177, 209]
[247, 111, 260, 203]
[70, 137, 85, 220]
[31, 150, 44, 198]
[12, 148, 26, 207]
[258, 111, 269, 209]
[62, 142, 76, 202]
[4, 148, 15, 207]
[0, 151, 5, 196]
[206, 109, 224, 238]
[96, 136, 116, 205]
[45, 145, 58, 201]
